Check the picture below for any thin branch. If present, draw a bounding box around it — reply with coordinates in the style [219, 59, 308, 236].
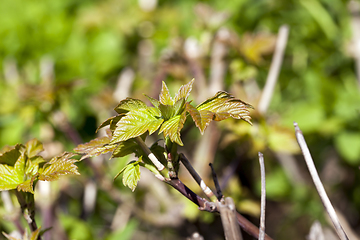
[179, 153, 218, 202]
[258, 152, 266, 240]
[219, 197, 243, 240]
[235, 212, 273, 240]
[14, 191, 41, 239]
[293, 122, 349, 240]
[209, 163, 223, 200]
[258, 25, 289, 114]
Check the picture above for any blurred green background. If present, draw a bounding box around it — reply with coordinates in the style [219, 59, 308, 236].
[0, 0, 360, 239]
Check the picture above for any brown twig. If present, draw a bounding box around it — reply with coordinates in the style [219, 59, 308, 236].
[209, 163, 223, 200]
[179, 153, 218, 202]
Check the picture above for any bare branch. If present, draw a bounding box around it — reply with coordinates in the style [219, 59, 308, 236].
[258, 25, 289, 114]
[294, 122, 349, 240]
[258, 152, 266, 240]
[179, 153, 218, 202]
[219, 197, 243, 240]
[209, 163, 223, 200]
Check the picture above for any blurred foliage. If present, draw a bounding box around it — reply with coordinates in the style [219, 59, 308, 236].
[0, 0, 360, 239]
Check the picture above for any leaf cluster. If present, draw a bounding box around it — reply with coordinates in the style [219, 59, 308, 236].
[0, 139, 79, 194]
[75, 79, 253, 191]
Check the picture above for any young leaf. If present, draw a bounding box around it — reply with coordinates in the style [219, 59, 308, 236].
[111, 138, 140, 158]
[159, 111, 187, 146]
[114, 160, 141, 192]
[111, 108, 164, 144]
[17, 179, 35, 193]
[96, 115, 123, 133]
[0, 144, 23, 166]
[114, 98, 148, 114]
[174, 78, 194, 102]
[197, 91, 253, 124]
[25, 139, 44, 158]
[186, 103, 215, 134]
[159, 81, 174, 105]
[38, 153, 80, 181]
[0, 164, 23, 191]
[145, 94, 160, 109]
[74, 135, 117, 160]
[0, 152, 26, 191]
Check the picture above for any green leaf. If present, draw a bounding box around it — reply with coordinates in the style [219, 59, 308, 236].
[145, 95, 160, 109]
[74, 135, 117, 160]
[186, 103, 214, 134]
[17, 179, 35, 193]
[159, 112, 187, 146]
[0, 144, 23, 166]
[111, 108, 164, 144]
[174, 78, 194, 102]
[96, 115, 123, 133]
[114, 98, 148, 114]
[114, 160, 141, 192]
[197, 91, 253, 124]
[38, 153, 80, 181]
[0, 152, 26, 191]
[159, 81, 174, 105]
[111, 139, 140, 158]
[25, 139, 44, 158]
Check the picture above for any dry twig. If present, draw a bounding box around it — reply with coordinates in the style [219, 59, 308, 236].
[294, 122, 349, 240]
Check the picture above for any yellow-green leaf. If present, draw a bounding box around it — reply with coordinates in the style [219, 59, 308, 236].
[197, 91, 253, 124]
[121, 160, 141, 192]
[111, 108, 164, 144]
[114, 98, 148, 114]
[0, 152, 26, 191]
[159, 81, 174, 105]
[25, 139, 44, 158]
[186, 103, 214, 134]
[159, 111, 187, 146]
[74, 135, 117, 160]
[38, 153, 79, 181]
[174, 78, 194, 102]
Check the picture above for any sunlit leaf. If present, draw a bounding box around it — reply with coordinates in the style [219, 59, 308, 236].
[145, 95, 160, 109]
[121, 160, 141, 192]
[74, 135, 117, 160]
[186, 103, 214, 134]
[0, 152, 26, 191]
[38, 153, 79, 181]
[114, 98, 148, 114]
[197, 91, 253, 124]
[111, 108, 163, 144]
[174, 78, 194, 102]
[25, 139, 44, 158]
[159, 81, 174, 105]
[159, 112, 187, 146]
[17, 179, 34, 193]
